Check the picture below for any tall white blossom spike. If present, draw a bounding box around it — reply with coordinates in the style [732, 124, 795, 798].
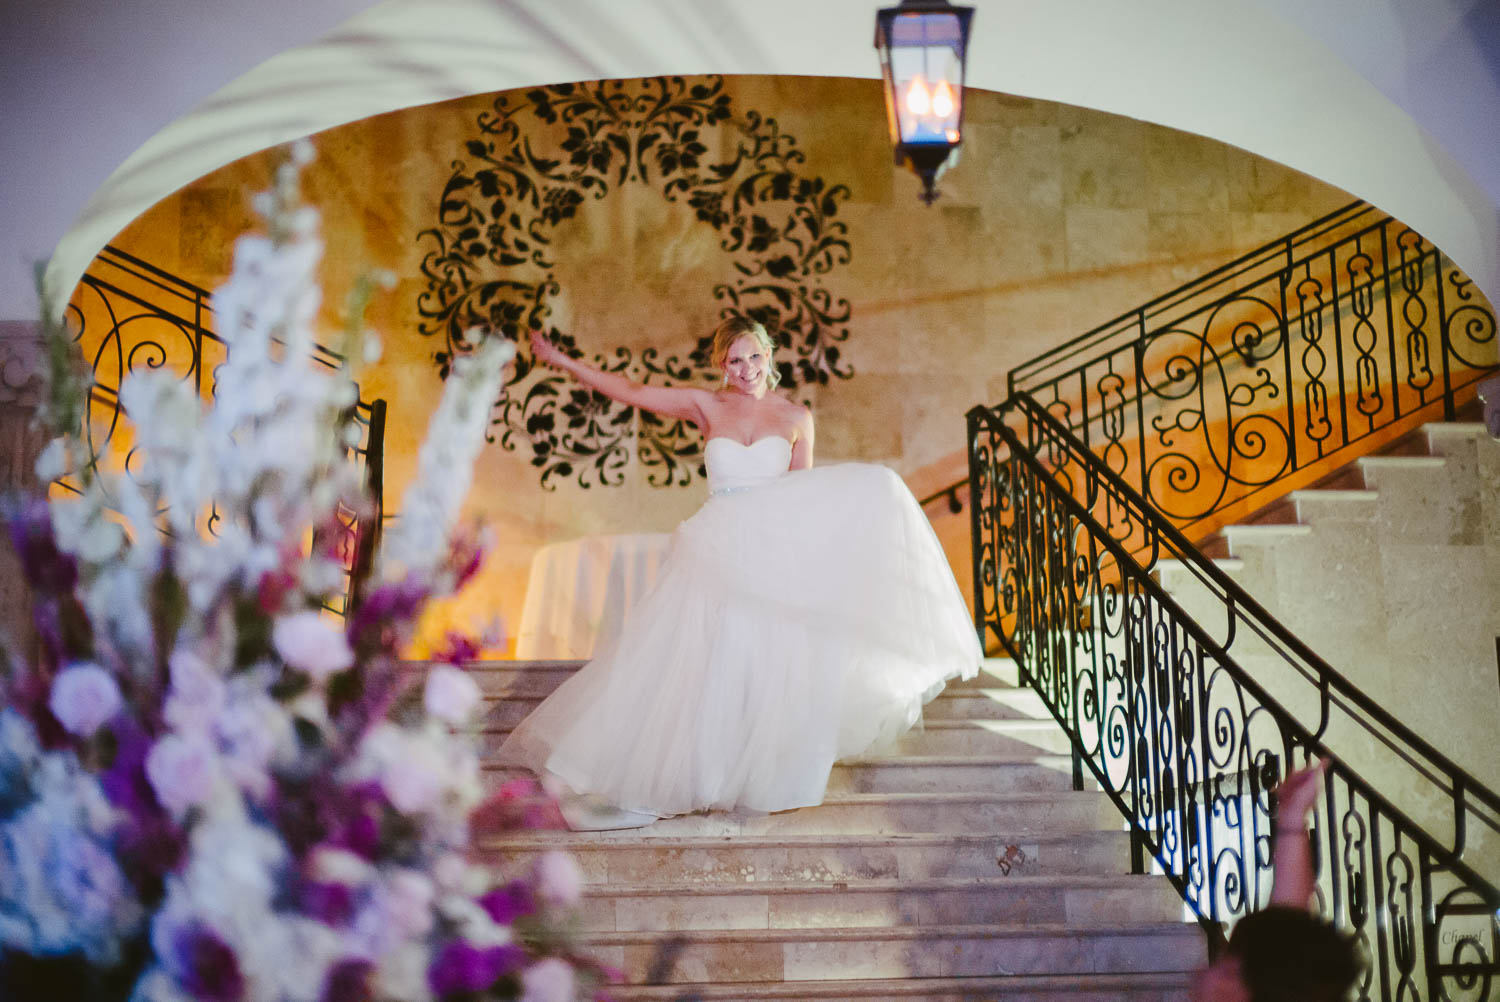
[378, 336, 514, 584]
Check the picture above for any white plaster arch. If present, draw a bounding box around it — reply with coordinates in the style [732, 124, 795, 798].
[23, 0, 1500, 315]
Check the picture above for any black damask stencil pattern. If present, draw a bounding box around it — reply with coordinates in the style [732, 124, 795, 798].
[416, 76, 854, 489]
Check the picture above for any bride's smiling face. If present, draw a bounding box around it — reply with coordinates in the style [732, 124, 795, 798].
[722, 335, 770, 396]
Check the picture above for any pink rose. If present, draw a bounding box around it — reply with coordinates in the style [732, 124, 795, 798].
[272, 611, 354, 680]
[423, 666, 482, 724]
[531, 851, 583, 909]
[48, 662, 122, 737]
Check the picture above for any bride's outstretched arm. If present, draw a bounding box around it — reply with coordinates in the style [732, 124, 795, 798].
[529, 329, 711, 425]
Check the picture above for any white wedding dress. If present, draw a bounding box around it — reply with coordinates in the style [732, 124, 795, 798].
[498, 436, 981, 821]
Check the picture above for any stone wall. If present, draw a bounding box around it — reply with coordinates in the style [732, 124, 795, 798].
[89, 76, 1353, 654]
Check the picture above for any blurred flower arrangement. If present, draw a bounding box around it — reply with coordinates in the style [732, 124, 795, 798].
[0, 145, 614, 1002]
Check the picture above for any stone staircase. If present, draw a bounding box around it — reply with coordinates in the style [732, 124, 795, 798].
[466, 659, 1205, 1000]
[1156, 418, 1500, 879]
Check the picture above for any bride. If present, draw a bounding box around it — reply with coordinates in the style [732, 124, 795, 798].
[498, 317, 981, 827]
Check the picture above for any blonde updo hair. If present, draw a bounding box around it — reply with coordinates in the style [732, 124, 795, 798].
[710, 316, 781, 389]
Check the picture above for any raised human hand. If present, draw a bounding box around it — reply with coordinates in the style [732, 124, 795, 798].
[1274, 757, 1327, 830]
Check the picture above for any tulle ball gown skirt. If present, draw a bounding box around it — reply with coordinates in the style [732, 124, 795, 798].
[498, 461, 981, 820]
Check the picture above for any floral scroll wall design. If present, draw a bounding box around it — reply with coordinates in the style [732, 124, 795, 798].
[416, 76, 855, 489]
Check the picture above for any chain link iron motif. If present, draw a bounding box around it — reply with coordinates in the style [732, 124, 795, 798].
[63, 246, 385, 619]
[415, 75, 854, 489]
[969, 392, 1500, 1000]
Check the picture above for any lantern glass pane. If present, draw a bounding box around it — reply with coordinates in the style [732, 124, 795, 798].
[887, 16, 963, 146]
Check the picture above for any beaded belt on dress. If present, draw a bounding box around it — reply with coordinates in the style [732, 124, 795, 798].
[710, 485, 756, 497]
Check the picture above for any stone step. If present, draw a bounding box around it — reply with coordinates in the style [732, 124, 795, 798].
[1221, 522, 1313, 553]
[1290, 487, 1380, 526]
[1153, 557, 1245, 594]
[610, 971, 1194, 1001]
[826, 755, 1080, 794]
[920, 688, 1049, 720]
[1358, 453, 1449, 472]
[482, 754, 1080, 796]
[895, 719, 1073, 756]
[581, 921, 1206, 984]
[1425, 420, 1490, 435]
[476, 717, 1076, 760]
[478, 684, 1047, 730]
[574, 874, 1184, 932]
[492, 791, 1116, 837]
[467, 661, 582, 698]
[476, 831, 1134, 882]
[455, 657, 1021, 700]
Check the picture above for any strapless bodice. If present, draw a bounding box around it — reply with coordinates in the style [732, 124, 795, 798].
[704, 436, 793, 495]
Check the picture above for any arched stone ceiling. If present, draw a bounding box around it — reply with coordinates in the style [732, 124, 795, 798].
[31, 0, 1500, 314]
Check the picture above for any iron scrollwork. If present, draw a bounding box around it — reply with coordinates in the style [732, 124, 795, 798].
[415, 76, 855, 489]
[1007, 203, 1498, 545]
[64, 247, 384, 618]
[968, 390, 1500, 1001]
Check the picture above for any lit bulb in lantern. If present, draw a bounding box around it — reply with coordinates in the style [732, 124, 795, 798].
[932, 80, 956, 119]
[905, 76, 932, 116]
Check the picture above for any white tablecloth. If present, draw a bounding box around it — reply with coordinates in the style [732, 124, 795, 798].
[514, 532, 672, 660]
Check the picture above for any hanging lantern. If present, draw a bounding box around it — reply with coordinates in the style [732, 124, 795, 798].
[874, 0, 975, 204]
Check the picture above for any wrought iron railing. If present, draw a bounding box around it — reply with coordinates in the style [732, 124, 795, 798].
[969, 390, 1500, 1000]
[62, 246, 386, 617]
[1006, 201, 1497, 539]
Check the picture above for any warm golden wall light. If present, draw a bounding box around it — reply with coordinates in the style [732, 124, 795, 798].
[874, 0, 974, 204]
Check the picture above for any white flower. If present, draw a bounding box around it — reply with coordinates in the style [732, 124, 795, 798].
[214, 692, 289, 800]
[423, 666, 482, 724]
[350, 868, 437, 958]
[379, 337, 514, 582]
[163, 649, 226, 736]
[351, 723, 453, 816]
[366, 869, 435, 944]
[374, 943, 436, 1002]
[144, 735, 218, 818]
[521, 957, 576, 1002]
[48, 663, 122, 737]
[50, 494, 125, 565]
[307, 845, 375, 886]
[34, 438, 69, 482]
[272, 611, 353, 680]
[532, 850, 584, 909]
[381, 741, 447, 815]
[47, 829, 129, 934]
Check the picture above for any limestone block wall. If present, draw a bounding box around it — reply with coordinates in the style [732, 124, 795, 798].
[73, 75, 1353, 654]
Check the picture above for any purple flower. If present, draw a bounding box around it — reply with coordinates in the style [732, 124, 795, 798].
[348, 577, 426, 645]
[170, 924, 245, 1002]
[479, 880, 536, 924]
[321, 959, 375, 1002]
[116, 812, 188, 884]
[100, 718, 156, 815]
[7, 497, 78, 594]
[427, 941, 526, 996]
[301, 880, 356, 926]
[326, 781, 386, 859]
